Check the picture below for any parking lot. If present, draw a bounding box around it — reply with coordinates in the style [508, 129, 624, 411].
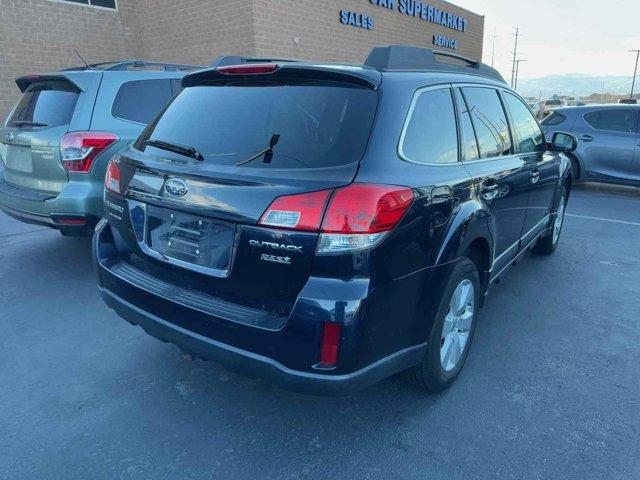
[1, 183, 639, 480]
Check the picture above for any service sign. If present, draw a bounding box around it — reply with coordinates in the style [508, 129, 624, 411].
[340, 0, 466, 51]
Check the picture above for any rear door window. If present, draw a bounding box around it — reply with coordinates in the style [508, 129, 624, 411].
[462, 87, 512, 158]
[503, 92, 545, 153]
[400, 87, 459, 165]
[112, 79, 174, 124]
[7, 80, 79, 128]
[583, 110, 637, 133]
[136, 83, 378, 169]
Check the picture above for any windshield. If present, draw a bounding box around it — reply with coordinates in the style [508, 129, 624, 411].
[7, 80, 79, 128]
[135, 83, 378, 169]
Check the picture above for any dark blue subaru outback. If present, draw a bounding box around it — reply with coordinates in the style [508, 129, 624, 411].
[94, 46, 576, 395]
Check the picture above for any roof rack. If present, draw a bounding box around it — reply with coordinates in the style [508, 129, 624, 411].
[61, 60, 204, 72]
[364, 45, 505, 83]
[211, 55, 304, 68]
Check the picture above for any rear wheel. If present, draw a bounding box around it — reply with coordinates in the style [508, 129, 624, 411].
[570, 157, 581, 182]
[533, 187, 567, 255]
[401, 258, 479, 392]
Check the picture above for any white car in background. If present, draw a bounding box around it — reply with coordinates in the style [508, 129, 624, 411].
[540, 99, 568, 118]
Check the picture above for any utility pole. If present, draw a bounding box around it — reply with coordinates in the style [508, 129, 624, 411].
[491, 28, 497, 67]
[629, 49, 640, 99]
[515, 59, 526, 90]
[510, 27, 520, 88]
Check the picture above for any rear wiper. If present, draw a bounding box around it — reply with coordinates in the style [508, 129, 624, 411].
[142, 139, 204, 161]
[11, 120, 48, 127]
[235, 134, 281, 166]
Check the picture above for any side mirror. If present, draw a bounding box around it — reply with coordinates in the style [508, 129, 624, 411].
[550, 132, 577, 153]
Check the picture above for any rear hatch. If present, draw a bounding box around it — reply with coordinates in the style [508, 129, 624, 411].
[0, 76, 82, 193]
[108, 64, 380, 318]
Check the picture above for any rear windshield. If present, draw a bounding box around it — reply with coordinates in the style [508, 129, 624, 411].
[545, 100, 562, 106]
[135, 83, 378, 169]
[8, 80, 79, 127]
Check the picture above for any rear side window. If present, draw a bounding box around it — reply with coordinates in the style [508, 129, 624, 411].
[503, 92, 545, 153]
[136, 83, 378, 169]
[583, 110, 637, 133]
[453, 89, 479, 162]
[541, 111, 566, 126]
[112, 79, 174, 124]
[401, 88, 458, 165]
[8, 80, 79, 127]
[462, 87, 512, 158]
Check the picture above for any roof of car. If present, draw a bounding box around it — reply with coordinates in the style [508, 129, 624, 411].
[201, 46, 506, 90]
[553, 104, 640, 114]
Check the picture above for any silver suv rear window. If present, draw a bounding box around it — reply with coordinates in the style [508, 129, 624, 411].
[8, 80, 79, 128]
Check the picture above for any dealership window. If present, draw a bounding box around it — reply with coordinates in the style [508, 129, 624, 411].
[112, 80, 174, 124]
[51, 0, 117, 9]
[462, 87, 512, 158]
[583, 110, 637, 134]
[401, 88, 459, 165]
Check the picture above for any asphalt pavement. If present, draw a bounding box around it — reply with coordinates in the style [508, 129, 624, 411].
[1, 183, 639, 480]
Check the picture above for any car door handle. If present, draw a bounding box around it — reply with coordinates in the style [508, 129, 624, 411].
[480, 183, 499, 201]
[530, 170, 541, 184]
[579, 135, 594, 142]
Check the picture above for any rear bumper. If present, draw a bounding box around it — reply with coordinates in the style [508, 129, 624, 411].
[98, 286, 426, 396]
[0, 176, 103, 232]
[94, 220, 429, 396]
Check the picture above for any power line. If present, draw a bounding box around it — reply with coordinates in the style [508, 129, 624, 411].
[510, 27, 521, 88]
[515, 59, 527, 90]
[629, 49, 640, 99]
[491, 28, 497, 68]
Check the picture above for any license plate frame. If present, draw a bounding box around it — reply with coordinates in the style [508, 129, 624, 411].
[5, 145, 33, 173]
[128, 201, 236, 278]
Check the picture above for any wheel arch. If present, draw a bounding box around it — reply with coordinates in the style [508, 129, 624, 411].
[435, 200, 494, 291]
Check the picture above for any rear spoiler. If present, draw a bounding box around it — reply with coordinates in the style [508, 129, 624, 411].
[15, 73, 93, 93]
[182, 64, 383, 90]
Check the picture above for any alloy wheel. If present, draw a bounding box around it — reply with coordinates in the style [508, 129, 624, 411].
[440, 279, 475, 372]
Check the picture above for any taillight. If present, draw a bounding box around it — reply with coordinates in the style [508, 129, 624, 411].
[258, 184, 414, 254]
[258, 189, 332, 231]
[318, 322, 341, 368]
[317, 184, 414, 254]
[60, 131, 118, 173]
[105, 158, 121, 194]
[217, 63, 279, 75]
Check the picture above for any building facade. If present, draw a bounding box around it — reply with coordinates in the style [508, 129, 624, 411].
[0, 0, 484, 120]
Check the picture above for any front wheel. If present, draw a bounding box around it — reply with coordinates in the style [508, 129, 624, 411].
[532, 187, 567, 255]
[401, 258, 480, 392]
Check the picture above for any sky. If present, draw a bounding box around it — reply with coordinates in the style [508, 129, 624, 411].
[455, 0, 640, 80]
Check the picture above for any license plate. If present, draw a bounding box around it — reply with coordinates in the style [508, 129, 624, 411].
[5, 145, 33, 173]
[131, 203, 235, 276]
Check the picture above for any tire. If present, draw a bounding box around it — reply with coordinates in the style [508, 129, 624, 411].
[401, 258, 480, 392]
[532, 186, 567, 255]
[570, 157, 581, 182]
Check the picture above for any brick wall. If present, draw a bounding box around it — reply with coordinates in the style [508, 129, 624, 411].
[0, 0, 141, 120]
[132, 0, 255, 64]
[0, 0, 484, 121]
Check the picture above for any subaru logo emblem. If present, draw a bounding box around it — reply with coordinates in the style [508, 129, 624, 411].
[164, 178, 189, 197]
[5, 132, 14, 143]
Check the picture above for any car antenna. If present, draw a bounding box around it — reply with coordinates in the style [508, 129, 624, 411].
[73, 49, 95, 70]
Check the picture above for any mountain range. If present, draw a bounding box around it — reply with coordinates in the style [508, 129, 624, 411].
[514, 74, 636, 100]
